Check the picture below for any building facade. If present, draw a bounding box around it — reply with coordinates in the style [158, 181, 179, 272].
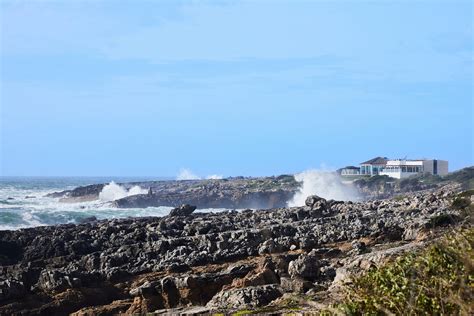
[339, 166, 360, 176]
[379, 159, 448, 179]
[339, 157, 449, 179]
[360, 157, 388, 176]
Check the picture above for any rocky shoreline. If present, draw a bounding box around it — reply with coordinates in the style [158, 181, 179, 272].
[45, 169, 473, 210]
[47, 176, 300, 209]
[0, 182, 470, 315]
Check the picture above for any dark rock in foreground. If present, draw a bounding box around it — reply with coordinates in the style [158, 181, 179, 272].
[0, 183, 469, 315]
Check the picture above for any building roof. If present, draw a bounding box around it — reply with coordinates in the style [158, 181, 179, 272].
[342, 166, 360, 170]
[360, 157, 388, 165]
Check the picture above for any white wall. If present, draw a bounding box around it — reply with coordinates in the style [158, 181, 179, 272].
[386, 160, 424, 166]
[379, 170, 401, 179]
[380, 170, 419, 179]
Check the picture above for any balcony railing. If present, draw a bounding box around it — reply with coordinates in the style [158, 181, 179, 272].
[381, 167, 422, 173]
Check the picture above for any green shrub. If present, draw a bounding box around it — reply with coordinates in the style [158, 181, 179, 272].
[444, 167, 474, 190]
[338, 228, 474, 315]
[428, 214, 460, 228]
[452, 197, 471, 210]
[393, 195, 407, 201]
[458, 190, 474, 199]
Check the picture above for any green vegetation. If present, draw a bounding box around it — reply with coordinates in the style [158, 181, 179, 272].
[276, 174, 297, 183]
[445, 167, 474, 190]
[458, 189, 474, 199]
[354, 175, 393, 190]
[393, 195, 407, 201]
[428, 214, 460, 228]
[336, 228, 474, 315]
[231, 310, 253, 316]
[452, 197, 471, 210]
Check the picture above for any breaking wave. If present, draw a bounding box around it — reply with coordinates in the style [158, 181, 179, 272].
[177, 168, 224, 180]
[206, 174, 224, 180]
[176, 168, 201, 180]
[98, 181, 147, 202]
[288, 169, 359, 206]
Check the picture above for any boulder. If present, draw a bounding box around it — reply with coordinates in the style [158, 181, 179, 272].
[206, 285, 282, 310]
[169, 204, 196, 217]
[288, 253, 320, 281]
[258, 239, 276, 255]
[238, 257, 279, 287]
[37, 270, 82, 292]
[305, 195, 326, 208]
[280, 276, 314, 293]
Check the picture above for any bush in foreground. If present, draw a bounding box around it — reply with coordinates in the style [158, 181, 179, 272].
[338, 228, 473, 315]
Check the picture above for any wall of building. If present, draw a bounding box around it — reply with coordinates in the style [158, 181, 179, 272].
[423, 160, 434, 174]
[379, 170, 419, 179]
[436, 160, 449, 176]
[386, 160, 424, 167]
[422, 160, 448, 176]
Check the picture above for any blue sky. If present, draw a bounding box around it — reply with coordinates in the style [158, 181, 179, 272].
[1, 0, 472, 177]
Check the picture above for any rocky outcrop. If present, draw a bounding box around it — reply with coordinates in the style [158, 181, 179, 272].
[48, 177, 299, 209]
[112, 189, 295, 209]
[0, 183, 469, 314]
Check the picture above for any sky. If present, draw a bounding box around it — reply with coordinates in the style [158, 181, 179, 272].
[0, 0, 472, 177]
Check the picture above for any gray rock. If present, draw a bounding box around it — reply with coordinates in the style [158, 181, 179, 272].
[305, 195, 326, 208]
[288, 253, 320, 281]
[206, 285, 283, 309]
[169, 204, 197, 217]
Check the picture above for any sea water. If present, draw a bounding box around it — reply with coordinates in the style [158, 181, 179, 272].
[0, 177, 224, 231]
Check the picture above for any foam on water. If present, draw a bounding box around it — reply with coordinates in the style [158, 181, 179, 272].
[0, 177, 228, 231]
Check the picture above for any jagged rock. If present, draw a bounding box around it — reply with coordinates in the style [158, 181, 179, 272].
[305, 195, 326, 208]
[169, 204, 197, 217]
[37, 270, 82, 292]
[234, 257, 279, 287]
[258, 239, 277, 255]
[206, 285, 283, 309]
[161, 277, 180, 308]
[280, 276, 314, 293]
[350, 240, 367, 255]
[288, 253, 320, 281]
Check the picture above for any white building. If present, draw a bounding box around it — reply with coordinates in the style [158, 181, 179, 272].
[339, 166, 361, 176]
[379, 159, 448, 179]
[360, 157, 388, 176]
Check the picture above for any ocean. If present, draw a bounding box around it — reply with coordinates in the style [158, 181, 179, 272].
[0, 177, 188, 231]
